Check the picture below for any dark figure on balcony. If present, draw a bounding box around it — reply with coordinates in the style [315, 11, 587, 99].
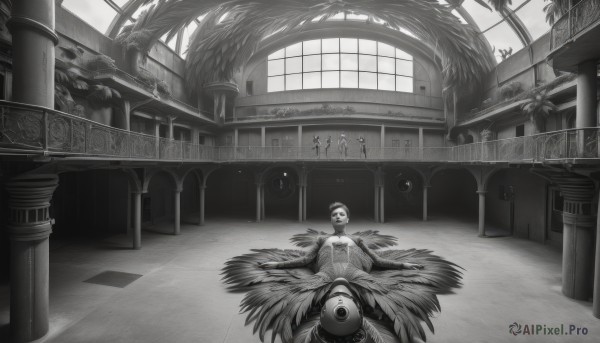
[357, 136, 367, 158]
[338, 132, 348, 159]
[325, 136, 332, 157]
[312, 135, 321, 157]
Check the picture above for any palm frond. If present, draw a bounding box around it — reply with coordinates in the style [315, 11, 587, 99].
[115, 0, 494, 96]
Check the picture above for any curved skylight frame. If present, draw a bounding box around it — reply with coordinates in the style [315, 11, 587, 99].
[61, 0, 552, 64]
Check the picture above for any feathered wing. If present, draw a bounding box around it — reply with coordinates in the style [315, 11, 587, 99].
[348, 247, 463, 343]
[372, 249, 464, 292]
[221, 248, 331, 343]
[349, 230, 398, 249]
[290, 228, 330, 248]
[222, 249, 314, 290]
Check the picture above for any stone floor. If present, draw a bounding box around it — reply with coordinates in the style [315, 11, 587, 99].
[0, 216, 599, 343]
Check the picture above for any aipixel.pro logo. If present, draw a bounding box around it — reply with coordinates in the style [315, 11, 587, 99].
[509, 322, 589, 336]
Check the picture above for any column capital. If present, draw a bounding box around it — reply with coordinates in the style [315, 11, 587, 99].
[4, 174, 58, 240]
[7, 16, 59, 45]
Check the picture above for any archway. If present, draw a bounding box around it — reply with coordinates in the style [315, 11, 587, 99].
[145, 170, 179, 228]
[429, 168, 478, 221]
[486, 168, 549, 241]
[180, 169, 201, 224]
[384, 166, 423, 220]
[308, 169, 374, 219]
[205, 166, 256, 219]
[51, 169, 130, 238]
[263, 166, 298, 220]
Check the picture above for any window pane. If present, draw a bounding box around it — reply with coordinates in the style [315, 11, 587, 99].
[515, 1, 551, 40]
[322, 54, 340, 70]
[286, 74, 302, 90]
[340, 38, 358, 53]
[303, 72, 321, 89]
[322, 38, 339, 53]
[62, 0, 118, 33]
[322, 71, 340, 88]
[484, 21, 525, 62]
[396, 76, 413, 92]
[269, 49, 284, 60]
[112, 0, 129, 7]
[359, 72, 377, 89]
[396, 48, 412, 60]
[359, 39, 376, 54]
[378, 74, 395, 91]
[359, 55, 376, 72]
[303, 55, 321, 72]
[340, 54, 358, 70]
[268, 59, 284, 76]
[303, 40, 321, 55]
[268, 76, 284, 92]
[329, 12, 345, 20]
[341, 71, 358, 88]
[396, 60, 413, 76]
[347, 13, 368, 21]
[378, 42, 395, 57]
[378, 57, 395, 74]
[286, 57, 302, 74]
[286, 43, 302, 57]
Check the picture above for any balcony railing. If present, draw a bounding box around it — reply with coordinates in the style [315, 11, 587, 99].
[551, 0, 600, 50]
[1, 101, 599, 163]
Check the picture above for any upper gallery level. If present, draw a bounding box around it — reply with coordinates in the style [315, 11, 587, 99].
[1, 100, 598, 164]
[548, 0, 600, 71]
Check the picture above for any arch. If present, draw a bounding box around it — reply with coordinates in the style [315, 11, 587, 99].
[204, 165, 257, 219]
[121, 168, 143, 193]
[308, 167, 374, 219]
[428, 166, 479, 220]
[383, 165, 426, 221]
[262, 165, 301, 220]
[244, 21, 442, 88]
[142, 168, 181, 193]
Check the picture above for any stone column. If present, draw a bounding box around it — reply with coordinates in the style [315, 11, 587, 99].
[575, 60, 598, 156]
[298, 126, 303, 159]
[418, 128, 424, 160]
[167, 116, 176, 140]
[298, 183, 303, 222]
[234, 128, 239, 160]
[154, 117, 161, 158]
[132, 191, 141, 249]
[198, 185, 206, 226]
[255, 182, 262, 222]
[594, 194, 600, 318]
[422, 185, 430, 221]
[477, 190, 487, 237]
[173, 188, 181, 235]
[5, 174, 59, 342]
[374, 186, 380, 223]
[8, 0, 58, 107]
[302, 185, 307, 221]
[380, 125, 385, 159]
[260, 185, 265, 220]
[379, 186, 385, 223]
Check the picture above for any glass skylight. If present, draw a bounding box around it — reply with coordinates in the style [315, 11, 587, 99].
[267, 38, 413, 93]
[61, 0, 119, 34]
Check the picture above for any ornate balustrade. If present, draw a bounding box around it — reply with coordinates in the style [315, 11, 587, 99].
[1, 101, 599, 163]
[551, 0, 600, 49]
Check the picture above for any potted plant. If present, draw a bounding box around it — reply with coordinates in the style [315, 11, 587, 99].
[521, 90, 556, 134]
[86, 84, 122, 126]
[55, 68, 88, 113]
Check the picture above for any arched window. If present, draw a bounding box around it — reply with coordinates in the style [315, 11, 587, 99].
[267, 38, 413, 93]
